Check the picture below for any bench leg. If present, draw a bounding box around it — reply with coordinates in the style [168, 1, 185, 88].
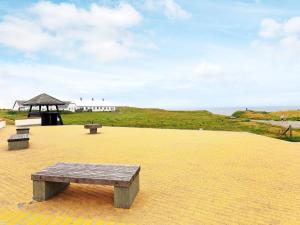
[90, 128, 97, 134]
[33, 181, 69, 201]
[8, 141, 29, 150]
[114, 174, 139, 209]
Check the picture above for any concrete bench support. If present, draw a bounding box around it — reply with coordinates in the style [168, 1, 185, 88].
[33, 181, 70, 201]
[8, 140, 29, 150]
[114, 174, 140, 208]
[90, 128, 97, 134]
[8, 134, 29, 150]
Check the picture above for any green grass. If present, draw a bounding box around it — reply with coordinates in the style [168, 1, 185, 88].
[1, 107, 299, 141]
[232, 110, 300, 121]
[279, 136, 300, 142]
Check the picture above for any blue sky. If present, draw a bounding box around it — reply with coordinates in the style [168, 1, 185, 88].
[0, 0, 299, 109]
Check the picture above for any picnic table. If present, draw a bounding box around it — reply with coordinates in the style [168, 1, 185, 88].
[84, 124, 102, 134]
[7, 134, 29, 150]
[31, 163, 140, 208]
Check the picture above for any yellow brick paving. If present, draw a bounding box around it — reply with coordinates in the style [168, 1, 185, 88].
[0, 125, 300, 224]
[0, 209, 134, 225]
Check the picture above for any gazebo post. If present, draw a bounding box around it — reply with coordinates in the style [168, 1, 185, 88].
[46, 105, 49, 112]
[56, 105, 64, 125]
[28, 105, 32, 118]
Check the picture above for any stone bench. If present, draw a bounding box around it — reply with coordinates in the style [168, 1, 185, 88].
[31, 163, 141, 209]
[16, 127, 30, 134]
[7, 134, 30, 150]
[84, 124, 102, 134]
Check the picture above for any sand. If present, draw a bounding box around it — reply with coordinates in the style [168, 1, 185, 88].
[0, 125, 300, 225]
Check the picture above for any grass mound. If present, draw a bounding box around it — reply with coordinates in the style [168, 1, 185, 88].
[232, 110, 300, 121]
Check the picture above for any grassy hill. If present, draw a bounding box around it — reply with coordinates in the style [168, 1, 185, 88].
[232, 110, 300, 121]
[1, 107, 300, 141]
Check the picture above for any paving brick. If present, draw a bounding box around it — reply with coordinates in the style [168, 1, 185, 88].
[0, 126, 300, 224]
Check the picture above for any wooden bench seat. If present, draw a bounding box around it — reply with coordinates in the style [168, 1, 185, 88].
[31, 163, 140, 208]
[84, 124, 102, 134]
[7, 134, 29, 150]
[16, 127, 30, 134]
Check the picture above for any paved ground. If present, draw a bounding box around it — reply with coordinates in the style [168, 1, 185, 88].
[252, 120, 300, 128]
[0, 125, 300, 225]
[0, 209, 129, 225]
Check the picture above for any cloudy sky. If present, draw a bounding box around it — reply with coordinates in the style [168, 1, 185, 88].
[0, 0, 299, 109]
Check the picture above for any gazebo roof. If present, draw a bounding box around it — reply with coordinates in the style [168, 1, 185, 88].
[23, 93, 65, 106]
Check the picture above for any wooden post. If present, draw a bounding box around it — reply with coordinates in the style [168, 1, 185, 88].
[55, 105, 64, 125]
[28, 105, 32, 118]
[289, 125, 292, 137]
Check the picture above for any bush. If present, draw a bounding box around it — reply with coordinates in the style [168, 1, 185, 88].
[7, 110, 17, 115]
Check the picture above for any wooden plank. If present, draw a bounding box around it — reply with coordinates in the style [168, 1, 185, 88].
[16, 127, 30, 131]
[84, 124, 101, 129]
[7, 134, 29, 142]
[31, 163, 140, 187]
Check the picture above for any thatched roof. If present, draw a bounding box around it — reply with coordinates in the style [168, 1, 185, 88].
[23, 93, 65, 106]
[15, 100, 26, 105]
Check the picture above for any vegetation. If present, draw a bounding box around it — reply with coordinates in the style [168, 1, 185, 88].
[1, 107, 300, 141]
[0, 109, 27, 124]
[280, 136, 300, 142]
[232, 110, 300, 121]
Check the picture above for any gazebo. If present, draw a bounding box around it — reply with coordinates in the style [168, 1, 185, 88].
[23, 93, 65, 126]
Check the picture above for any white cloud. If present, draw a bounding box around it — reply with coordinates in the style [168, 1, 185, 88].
[284, 17, 300, 34]
[194, 61, 222, 75]
[0, 16, 56, 53]
[257, 16, 300, 58]
[0, 62, 152, 107]
[259, 17, 300, 39]
[259, 18, 281, 38]
[145, 0, 190, 20]
[0, 1, 154, 61]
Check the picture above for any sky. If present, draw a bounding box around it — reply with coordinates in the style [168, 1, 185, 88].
[0, 0, 300, 109]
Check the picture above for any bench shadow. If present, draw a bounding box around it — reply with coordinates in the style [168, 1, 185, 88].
[38, 184, 114, 208]
[84, 132, 102, 135]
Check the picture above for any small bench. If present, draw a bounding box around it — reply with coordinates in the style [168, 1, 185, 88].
[16, 127, 30, 134]
[31, 163, 140, 209]
[84, 124, 102, 134]
[7, 134, 29, 150]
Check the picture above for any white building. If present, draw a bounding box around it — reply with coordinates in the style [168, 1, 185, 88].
[12, 101, 29, 111]
[12, 98, 117, 112]
[73, 98, 116, 112]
